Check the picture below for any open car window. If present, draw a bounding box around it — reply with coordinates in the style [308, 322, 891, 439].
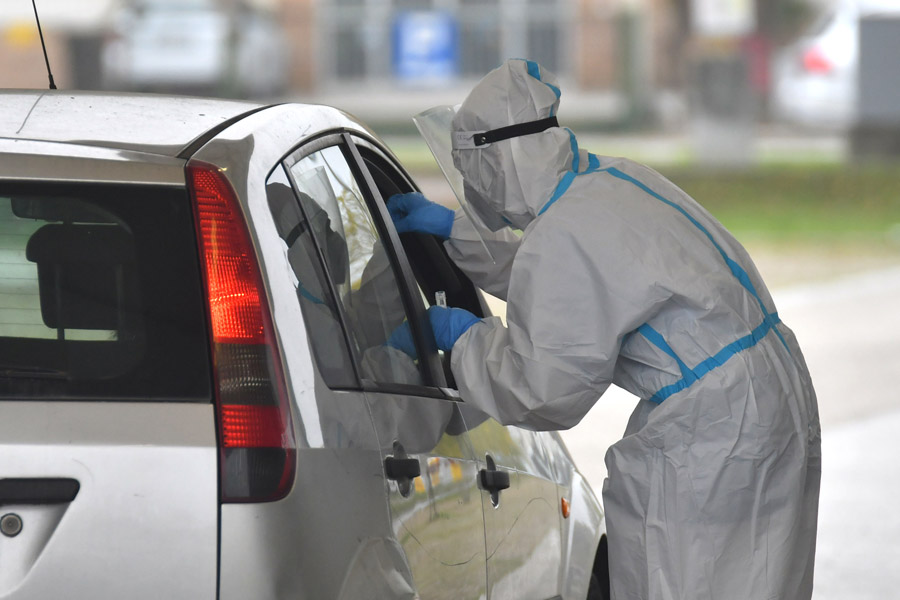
[352, 141, 489, 390]
[355, 144, 485, 318]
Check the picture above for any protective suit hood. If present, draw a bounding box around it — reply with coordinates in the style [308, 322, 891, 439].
[451, 59, 574, 230]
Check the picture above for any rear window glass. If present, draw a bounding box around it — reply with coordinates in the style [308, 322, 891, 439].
[0, 182, 211, 401]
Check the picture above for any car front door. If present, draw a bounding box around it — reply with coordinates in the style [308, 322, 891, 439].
[352, 139, 566, 600]
[463, 410, 565, 599]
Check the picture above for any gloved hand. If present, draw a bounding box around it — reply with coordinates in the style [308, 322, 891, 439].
[385, 306, 482, 356]
[385, 320, 417, 357]
[427, 305, 481, 352]
[387, 192, 454, 240]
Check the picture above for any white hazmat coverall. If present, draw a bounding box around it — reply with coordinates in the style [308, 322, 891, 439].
[442, 59, 821, 600]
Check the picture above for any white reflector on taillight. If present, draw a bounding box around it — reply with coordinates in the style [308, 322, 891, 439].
[187, 163, 295, 503]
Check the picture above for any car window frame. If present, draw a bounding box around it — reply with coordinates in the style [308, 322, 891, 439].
[349, 135, 493, 390]
[280, 131, 450, 398]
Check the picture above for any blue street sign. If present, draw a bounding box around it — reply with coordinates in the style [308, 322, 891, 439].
[393, 11, 458, 83]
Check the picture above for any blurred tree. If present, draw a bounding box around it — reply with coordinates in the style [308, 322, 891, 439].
[756, 0, 819, 44]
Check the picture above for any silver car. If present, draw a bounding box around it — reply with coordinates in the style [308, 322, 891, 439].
[0, 90, 607, 599]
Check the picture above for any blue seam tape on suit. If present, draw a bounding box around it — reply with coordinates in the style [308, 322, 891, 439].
[644, 313, 782, 403]
[539, 149, 790, 403]
[599, 167, 790, 402]
[524, 59, 561, 113]
[603, 166, 789, 351]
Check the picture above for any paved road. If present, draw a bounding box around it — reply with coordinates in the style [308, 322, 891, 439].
[558, 266, 900, 598]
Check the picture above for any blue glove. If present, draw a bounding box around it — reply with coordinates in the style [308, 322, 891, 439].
[427, 305, 481, 352]
[385, 320, 417, 357]
[387, 192, 454, 240]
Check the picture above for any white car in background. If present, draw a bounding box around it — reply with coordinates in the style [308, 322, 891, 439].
[770, 0, 900, 130]
[101, 0, 288, 98]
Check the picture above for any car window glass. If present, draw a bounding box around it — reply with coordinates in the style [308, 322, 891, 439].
[0, 183, 210, 401]
[354, 143, 490, 388]
[287, 146, 424, 387]
[266, 166, 357, 388]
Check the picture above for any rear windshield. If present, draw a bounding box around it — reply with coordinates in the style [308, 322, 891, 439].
[0, 182, 211, 401]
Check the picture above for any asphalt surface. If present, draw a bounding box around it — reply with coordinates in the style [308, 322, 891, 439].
[558, 266, 900, 599]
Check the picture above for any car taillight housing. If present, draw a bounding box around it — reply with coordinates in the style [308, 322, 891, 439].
[187, 163, 295, 503]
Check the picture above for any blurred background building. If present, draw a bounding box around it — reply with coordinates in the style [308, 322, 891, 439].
[2, 3, 899, 599]
[13, 0, 900, 166]
[1, 0, 853, 133]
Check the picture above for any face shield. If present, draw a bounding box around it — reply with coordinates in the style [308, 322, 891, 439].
[412, 105, 497, 259]
[414, 104, 559, 233]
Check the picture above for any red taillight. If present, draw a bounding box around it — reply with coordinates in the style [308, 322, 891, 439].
[191, 166, 266, 344]
[802, 47, 832, 74]
[221, 405, 287, 448]
[187, 163, 295, 503]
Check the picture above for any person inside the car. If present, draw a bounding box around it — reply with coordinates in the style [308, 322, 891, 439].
[268, 181, 420, 385]
[387, 58, 820, 600]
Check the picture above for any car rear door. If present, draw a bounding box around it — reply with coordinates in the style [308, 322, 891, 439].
[279, 135, 489, 599]
[0, 160, 218, 599]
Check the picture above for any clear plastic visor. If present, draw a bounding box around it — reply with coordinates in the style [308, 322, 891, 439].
[412, 105, 495, 260]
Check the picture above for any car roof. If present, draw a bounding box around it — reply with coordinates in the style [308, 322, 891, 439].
[0, 90, 265, 157]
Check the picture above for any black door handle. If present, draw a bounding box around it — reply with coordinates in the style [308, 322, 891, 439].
[384, 441, 420, 498]
[478, 469, 510, 492]
[384, 456, 421, 480]
[0, 478, 80, 505]
[479, 455, 509, 507]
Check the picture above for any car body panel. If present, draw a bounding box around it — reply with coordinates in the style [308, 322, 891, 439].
[559, 472, 606, 600]
[189, 103, 420, 599]
[0, 90, 260, 155]
[461, 407, 564, 599]
[539, 431, 606, 600]
[0, 402, 217, 599]
[217, 388, 400, 600]
[0, 139, 185, 185]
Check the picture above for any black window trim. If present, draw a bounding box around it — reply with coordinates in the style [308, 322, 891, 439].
[342, 133, 448, 387]
[350, 135, 490, 389]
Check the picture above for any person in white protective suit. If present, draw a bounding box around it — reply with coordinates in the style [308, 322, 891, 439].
[386, 59, 821, 600]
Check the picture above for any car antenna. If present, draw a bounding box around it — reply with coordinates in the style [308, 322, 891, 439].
[31, 0, 57, 89]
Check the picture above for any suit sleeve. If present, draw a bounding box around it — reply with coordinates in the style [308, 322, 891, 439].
[443, 210, 521, 301]
[449, 213, 671, 430]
